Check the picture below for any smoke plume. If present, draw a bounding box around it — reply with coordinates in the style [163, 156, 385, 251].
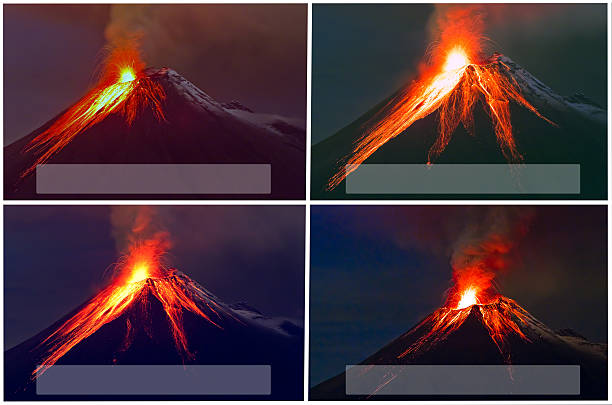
[110, 206, 172, 256]
[102, 4, 307, 119]
[445, 207, 534, 304]
[427, 4, 604, 55]
[383, 206, 535, 305]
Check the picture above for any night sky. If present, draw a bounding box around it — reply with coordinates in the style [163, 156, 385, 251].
[309, 205, 607, 386]
[4, 205, 305, 350]
[312, 3, 607, 144]
[3, 4, 307, 144]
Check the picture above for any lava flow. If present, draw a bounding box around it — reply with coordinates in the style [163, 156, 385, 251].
[327, 11, 555, 190]
[21, 41, 166, 178]
[32, 239, 228, 379]
[397, 282, 531, 364]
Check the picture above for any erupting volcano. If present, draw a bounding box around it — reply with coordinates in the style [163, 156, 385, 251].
[5, 41, 305, 199]
[31, 239, 227, 379]
[313, 8, 606, 198]
[6, 237, 304, 400]
[397, 287, 531, 366]
[326, 11, 555, 190]
[312, 281, 607, 399]
[311, 228, 607, 399]
[22, 42, 166, 179]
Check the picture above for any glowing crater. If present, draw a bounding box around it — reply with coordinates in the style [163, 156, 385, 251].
[119, 67, 136, 83]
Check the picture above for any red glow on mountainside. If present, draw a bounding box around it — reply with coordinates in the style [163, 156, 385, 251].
[397, 296, 531, 363]
[327, 8, 554, 190]
[398, 221, 532, 363]
[22, 40, 166, 178]
[32, 238, 228, 379]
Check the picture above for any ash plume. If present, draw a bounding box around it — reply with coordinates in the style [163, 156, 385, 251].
[110, 206, 171, 255]
[104, 5, 150, 46]
[102, 4, 306, 119]
[447, 207, 535, 300]
[427, 4, 603, 54]
[385, 206, 535, 303]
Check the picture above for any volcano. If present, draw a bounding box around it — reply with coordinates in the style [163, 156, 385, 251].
[310, 296, 607, 400]
[5, 264, 303, 400]
[4, 66, 306, 200]
[312, 52, 606, 199]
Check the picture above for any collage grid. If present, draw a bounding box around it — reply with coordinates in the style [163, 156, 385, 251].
[1, 1, 611, 403]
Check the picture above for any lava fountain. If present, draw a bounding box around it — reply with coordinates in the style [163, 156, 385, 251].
[21, 40, 166, 178]
[31, 238, 229, 380]
[327, 9, 555, 190]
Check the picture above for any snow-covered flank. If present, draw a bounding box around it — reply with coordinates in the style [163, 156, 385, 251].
[150, 67, 229, 116]
[223, 103, 305, 147]
[495, 54, 606, 124]
[148, 67, 305, 147]
[174, 271, 302, 337]
[224, 104, 304, 133]
[222, 101, 254, 113]
[229, 302, 304, 337]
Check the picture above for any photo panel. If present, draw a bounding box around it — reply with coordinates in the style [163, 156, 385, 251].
[310, 205, 607, 400]
[4, 4, 307, 200]
[311, 4, 607, 199]
[4, 205, 305, 400]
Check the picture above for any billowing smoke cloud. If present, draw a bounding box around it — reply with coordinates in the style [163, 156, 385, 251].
[110, 206, 172, 256]
[446, 207, 535, 304]
[427, 4, 605, 54]
[103, 4, 307, 119]
[379, 206, 535, 304]
[104, 5, 150, 45]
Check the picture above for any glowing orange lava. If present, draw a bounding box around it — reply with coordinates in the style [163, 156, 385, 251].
[128, 263, 149, 284]
[21, 41, 166, 178]
[455, 286, 480, 310]
[32, 239, 229, 379]
[398, 295, 530, 363]
[443, 47, 470, 72]
[119, 67, 136, 83]
[327, 15, 555, 190]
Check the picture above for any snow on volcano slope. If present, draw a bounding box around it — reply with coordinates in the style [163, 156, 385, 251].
[495, 54, 606, 124]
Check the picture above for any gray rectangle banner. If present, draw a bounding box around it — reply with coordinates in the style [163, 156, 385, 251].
[36, 164, 271, 194]
[345, 164, 580, 194]
[345, 365, 580, 395]
[36, 365, 271, 395]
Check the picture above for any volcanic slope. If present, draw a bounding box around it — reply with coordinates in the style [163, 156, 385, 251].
[5, 68, 305, 199]
[310, 296, 606, 400]
[5, 271, 303, 400]
[312, 54, 606, 199]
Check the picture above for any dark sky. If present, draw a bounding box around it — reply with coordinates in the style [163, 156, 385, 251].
[312, 3, 608, 144]
[4, 4, 307, 144]
[4, 205, 305, 350]
[309, 205, 607, 386]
